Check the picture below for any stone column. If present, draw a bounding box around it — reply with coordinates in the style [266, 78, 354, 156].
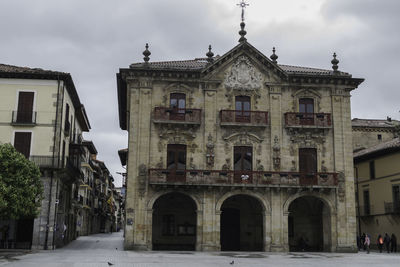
[263, 210, 272, 251]
[270, 189, 284, 251]
[201, 191, 219, 251]
[196, 208, 203, 251]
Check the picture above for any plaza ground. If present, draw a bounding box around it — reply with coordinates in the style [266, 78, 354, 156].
[1, 231, 399, 267]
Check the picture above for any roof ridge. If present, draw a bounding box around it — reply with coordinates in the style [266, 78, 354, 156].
[278, 63, 331, 71]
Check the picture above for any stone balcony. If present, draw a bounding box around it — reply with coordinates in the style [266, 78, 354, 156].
[284, 112, 332, 128]
[153, 107, 202, 125]
[148, 169, 337, 189]
[220, 110, 268, 127]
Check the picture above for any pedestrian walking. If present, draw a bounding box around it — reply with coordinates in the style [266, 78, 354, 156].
[361, 233, 366, 251]
[364, 234, 370, 254]
[391, 233, 397, 253]
[377, 234, 384, 253]
[357, 235, 361, 251]
[384, 233, 390, 253]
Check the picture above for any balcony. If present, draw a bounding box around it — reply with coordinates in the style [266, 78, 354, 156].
[11, 111, 37, 125]
[220, 110, 268, 127]
[358, 205, 374, 217]
[384, 202, 400, 214]
[66, 156, 82, 180]
[153, 107, 201, 125]
[148, 169, 337, 188]
[284, 113, 331, 128]
[29, 155, 60, 169]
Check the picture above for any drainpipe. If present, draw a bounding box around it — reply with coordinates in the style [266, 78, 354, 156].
[44, 77, 61, 249]
[355, 166, 362, 236]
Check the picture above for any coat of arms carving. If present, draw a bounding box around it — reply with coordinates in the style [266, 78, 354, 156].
[224, 56, 262, 91]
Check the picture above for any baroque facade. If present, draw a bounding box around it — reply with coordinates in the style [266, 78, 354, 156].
[117, 25, 364, 252]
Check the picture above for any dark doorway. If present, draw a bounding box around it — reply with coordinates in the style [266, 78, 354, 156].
[235, 96, 251, 122]
[14, 132, 32, 158]
[220, 195, 263, 251]
[288, 196, 331, 252]
[152, 193, 197, 251]
[15, 219, 34, 249]
[167, 144, 186, 182]
[170, 93, 186, 120]
[299, 148, 317, 185]
[299, 98, 314, 125]
[234, 146, 252, 183]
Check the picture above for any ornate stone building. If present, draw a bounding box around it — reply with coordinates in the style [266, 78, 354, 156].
[117, 23, 364, 252]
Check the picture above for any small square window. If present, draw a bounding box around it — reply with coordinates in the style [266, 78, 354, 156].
[377, 134, 382, 140]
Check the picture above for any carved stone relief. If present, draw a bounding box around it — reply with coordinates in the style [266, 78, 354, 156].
[157, 126, 197, 152]
[206, 133, 215, 168]
[256, 160, 264, 171]
[138, 164, 147, 197]
[288, 129, 326, 148]
[272, 136, 281, 171]
[222, 158, 231, 170]
[224, 56, 263, 91]
[337, 171, 345, 202]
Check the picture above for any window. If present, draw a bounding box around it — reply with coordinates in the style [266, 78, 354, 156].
[162, 214, 175, 236]
[170, 93, 185, 120]
[234, 146, 252, 182]
[299, 98, 314, 125]
[363, 190, 370, 215]
[167, 144, 186, 182]
[377, 134, 382, 140]
[14, 132, 32, 158]
[299, 148, 317, 175]
[369, 161, 375, 179]
[393, 185, 400, 212]
[65, 104, 70, 134]
[235, 96, 251, 122]
[16, 91, 34, 123]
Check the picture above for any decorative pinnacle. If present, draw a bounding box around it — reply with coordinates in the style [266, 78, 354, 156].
[270, 47, 278, 63]
[237, 0, 249, 22]
[331, 52, 339, 72]
[206, 45, 214, 63]
[143, 43, 151, 63]
[238, 22, 247, 42]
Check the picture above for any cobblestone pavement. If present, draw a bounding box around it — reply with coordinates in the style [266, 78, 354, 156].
[1, 232, 399, 267]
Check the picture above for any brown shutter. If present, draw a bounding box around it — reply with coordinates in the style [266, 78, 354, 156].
[17, 92, 34, 123]
[299, 148, 317, 174]
[14, 132, 32, 158]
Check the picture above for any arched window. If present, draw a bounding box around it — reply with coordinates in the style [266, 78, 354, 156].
[170, 93, 186, 120]
[235, 96, 250, 122]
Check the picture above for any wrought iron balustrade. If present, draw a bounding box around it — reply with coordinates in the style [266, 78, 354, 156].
[148, 169, 337, 187]
[384, 201, 400, 214]
[284, 112, 331, 127]
[11, 110, 37, 124]
[358, 205, 374, 216]
[220, 110, 268, 126]
[153, 107, 202, 124]
[29, 155, 60, 168]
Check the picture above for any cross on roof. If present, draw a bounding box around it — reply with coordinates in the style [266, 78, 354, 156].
[237, 0, 249, 22]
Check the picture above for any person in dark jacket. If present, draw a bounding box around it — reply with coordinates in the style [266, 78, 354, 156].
[377, 234, 384, 253]
[384, 233, 391, 253]
[391, 234, 397, 253]
[361, 233, 366, 251]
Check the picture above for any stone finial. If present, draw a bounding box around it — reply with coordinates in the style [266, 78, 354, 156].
[238, 22, 247, 42]
[143, 43, 151, 63]
[270, 47, 278, 63]
[206, 45, 214, 63]
[331, 52, 339, 72]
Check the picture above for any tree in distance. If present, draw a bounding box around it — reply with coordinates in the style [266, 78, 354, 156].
[0, 143, 43, 219]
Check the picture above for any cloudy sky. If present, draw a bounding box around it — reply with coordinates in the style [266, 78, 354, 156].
[1, 0, 399, 186]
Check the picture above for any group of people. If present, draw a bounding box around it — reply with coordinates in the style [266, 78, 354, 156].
[358, 233, 397, 254]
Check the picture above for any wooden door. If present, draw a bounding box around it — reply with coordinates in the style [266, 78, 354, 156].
[299, 98, 314, 125]
[299, 148, 317, 184]
[17, 92, 34, 123]
[170, 93, 186, 121]
[235, 96, 251, 123]
[234, 146, 252, 183]
[167, 144, 186, 182]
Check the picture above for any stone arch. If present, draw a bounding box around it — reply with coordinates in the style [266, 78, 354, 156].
[147, 190, 201, 211]
[283, 191, 335, 215]
[292, 88, 322, 113]
[162, 83, 195, 107]
[216, 190, 270, 213]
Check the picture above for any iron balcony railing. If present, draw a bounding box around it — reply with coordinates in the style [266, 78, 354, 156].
[11, 111, 37, 124]
[358, 205, 374, 216]
[29, 155, 61, 168]
[220, 110, 268, 126]
[284, 112, 331, 127]
[153, 107, 202, 124]
[148, 169, 338, 187]
[384, 201, 400, 214]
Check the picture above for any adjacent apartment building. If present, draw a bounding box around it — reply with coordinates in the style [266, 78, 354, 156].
[117, 23, 364, 252]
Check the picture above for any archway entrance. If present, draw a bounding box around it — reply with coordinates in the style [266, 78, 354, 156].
[152, 192, 196, 251]
[220, 195, 263, 251]
[288, 196, 331, 252]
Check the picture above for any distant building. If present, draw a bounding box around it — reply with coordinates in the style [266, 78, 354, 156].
[352, 118, 399, 152]
[354, 138, 400, 245]
[117, 21, 364, 252]
[0, 64, 90, 249]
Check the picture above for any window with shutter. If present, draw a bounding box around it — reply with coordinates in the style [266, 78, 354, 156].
[14, 132, 32, 158]
[299, 148, 317, 184]
[16, 92, 34, 123]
